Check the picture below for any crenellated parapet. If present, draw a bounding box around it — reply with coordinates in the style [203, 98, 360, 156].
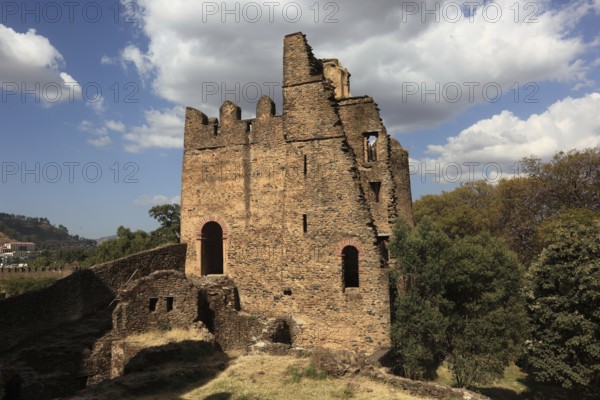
[183, 96, 283, 150]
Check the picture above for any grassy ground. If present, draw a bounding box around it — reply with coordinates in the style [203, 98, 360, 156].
[0, 275, 58, 296]
[135, 353, 431, 400]
[436, 363, 527, 399]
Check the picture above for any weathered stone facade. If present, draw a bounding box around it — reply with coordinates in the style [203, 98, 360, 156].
[181, 32, 413, 353]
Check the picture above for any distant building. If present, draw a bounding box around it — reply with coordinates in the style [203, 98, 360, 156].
[3, 242, 36, 252]
[1, 242, 36, 259]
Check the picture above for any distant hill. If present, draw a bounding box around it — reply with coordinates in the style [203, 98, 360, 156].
[95, 235, 118, 245]
[0, 231, 12, 244]
[0, 213, 95, 248]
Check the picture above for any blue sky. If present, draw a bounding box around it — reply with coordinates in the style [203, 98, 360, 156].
[1, 0, 599, 239]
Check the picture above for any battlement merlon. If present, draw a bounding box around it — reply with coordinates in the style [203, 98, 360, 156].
[183, 96, 279, 150]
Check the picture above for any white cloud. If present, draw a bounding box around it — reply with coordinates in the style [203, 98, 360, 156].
[133, 194, 180, 206]
[86, 95, 106, 113]
[79, 120, 128, 147]
[419, 92, 600, 182]
[100, 55, 116, 65]
[78, 120, 106, 135]
[105, 120, 126, 132]
[118, 0, 598, 132]
[123, 106, 185, 152]
[0, 26, 62, 68]
[0, 24, 82, 105]
[88, 136, 112, 148]
[121, 44, 154, 78]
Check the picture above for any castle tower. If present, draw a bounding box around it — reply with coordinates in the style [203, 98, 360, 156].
[180, 32, 413, 353]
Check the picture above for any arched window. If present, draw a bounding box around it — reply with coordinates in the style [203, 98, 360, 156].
[201, 222, 223, 275]
[342, 245, 359, 289]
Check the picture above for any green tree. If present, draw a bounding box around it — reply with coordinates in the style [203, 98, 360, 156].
[521, 148, 600, 211]
[390, 218, 527, 387]
[148, 203, 180, 245]
[83, 226, 152, 266]
[443, 233, 527, 387]
[390, 218, 450, 380]
[524, 218, 600, 393]
[414, 148, 600, 265]
[413, 181, 501, 239]
[81, 204, 181, 267]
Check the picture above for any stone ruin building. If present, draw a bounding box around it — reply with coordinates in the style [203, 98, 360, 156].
[181, 32, 413, 353]
[0, 32, 414, 399]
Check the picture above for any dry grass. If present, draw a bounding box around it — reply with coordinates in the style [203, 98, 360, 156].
[178, 354, 430, 400]
[94, 330, 434, 399]
[436, 362, 528, 399]
[123, 327, 212, 347]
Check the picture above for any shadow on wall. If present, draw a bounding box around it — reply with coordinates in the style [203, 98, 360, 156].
[0, 244, 187, 400]
[73, 340, 230, 399]
[0, 244, 186, 352]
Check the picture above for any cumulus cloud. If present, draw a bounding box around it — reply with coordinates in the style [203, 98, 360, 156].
[133, 194, 180, 206]
[117, 0, 598, 133]
[100, 55, 117, 65]
[417, 92, 600, 182]
[0, 24, 82, 104]
[123, 106, 185, 152]
[121, 44, 154, 79]
[105, 120, 126, 133]
[88, 136, 112, 148]
[78, 119, 127, 148]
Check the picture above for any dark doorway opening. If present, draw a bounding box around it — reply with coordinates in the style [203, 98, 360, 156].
[201, 222, 223, 275]
[342, 246, 359, 289]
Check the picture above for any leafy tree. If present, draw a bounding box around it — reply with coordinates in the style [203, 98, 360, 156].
[81, 204, 181, 267]
[390, 218, 527, 387]
[443, 233, 527, 387]
[148, 203, 180, 245]
[413, 180, 501, 239]
[390, 218, 450, 379]
[521, 148, 600, 211]
[83, 226, 152, 266]
[524, 218, 600, 393]
[414, 148, 600, 265]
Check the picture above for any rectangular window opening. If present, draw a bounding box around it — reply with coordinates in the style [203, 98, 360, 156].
[303, 155, 307, 176]
[283, 289, 292, 296]
[303, 214, 308, 233]
[378, 237, 390, 266]
[166, 296, 174, 312]
[369, 181, 381, 203]
[364, 132, 378, 162]
[149, 297, 158, 312]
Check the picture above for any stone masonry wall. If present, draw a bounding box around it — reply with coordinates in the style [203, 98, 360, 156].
[0, 244, 186, 352]
[113, 270, 198, 335]
[181, 32, 414, 354]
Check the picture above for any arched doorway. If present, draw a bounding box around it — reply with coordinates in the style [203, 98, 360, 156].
[342, 245, 359, 289]
[201, 222, 223, 275]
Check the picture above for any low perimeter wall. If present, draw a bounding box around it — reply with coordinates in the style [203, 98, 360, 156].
[0, 243, 187, 352]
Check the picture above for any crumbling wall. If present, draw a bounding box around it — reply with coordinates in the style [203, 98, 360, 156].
[193, 276, 264, 350]
[390, 137, 414, 226]
[112, 270, 198, 335]
[0, 244, 187, 352]
[88, 274, 263, 385]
